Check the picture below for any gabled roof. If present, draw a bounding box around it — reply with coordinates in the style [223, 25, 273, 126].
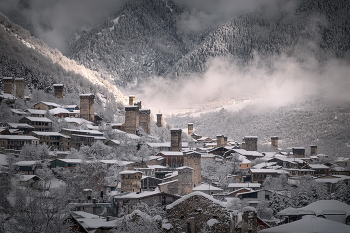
[166, 191, 226, 209]
[34, 101, 60, 107]
[21, 117, 52, 122]
[260, 216, 350, 233]
[193, 183, 223, 191]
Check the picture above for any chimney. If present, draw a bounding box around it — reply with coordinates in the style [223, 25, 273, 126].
[188, 123, 193, 136]
[129, 95, 135, 106]
[271, 136, 278, 151]
[170, 128, 182, 151]
[156, 113, 163, 127]
[15, 78, 25, 99]
[310, 145, 317, 155]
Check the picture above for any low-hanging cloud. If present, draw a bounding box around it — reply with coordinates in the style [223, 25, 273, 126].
[137, 52, 350, 115]
[0, 0, 127, 54]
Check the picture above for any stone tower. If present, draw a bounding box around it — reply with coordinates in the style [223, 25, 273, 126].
[134, 101, 142, 109]
[188, 123, 193, 136]
[177, 166, 193, 196]
[120, 170, 142, 193]
[53, 84, 64, 99]
[139, 109, 151, 135]
[80, 94, 95, 122]
[15, 78, 25, 99]
[310, 145, 317, 155]
[129, 95, 135, 106]
[293, 147, 305, 158]
[217, 135, 225, 147]
[156, 114, 163, 127]
[244, 136, 258, 151]
[3, 77, 13, 95]
[271, 136, 278, 151]
[184, 151, 201, 187]
[125, 106, 139, 134]
[170, 128, 182, 151]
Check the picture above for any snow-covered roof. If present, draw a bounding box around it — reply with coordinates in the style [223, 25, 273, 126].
[15, 161, 38, 166]
[244, 136, 258, 139]
[112, 190, 161, 199]
[125, 133, 141, 140]
[231, 149, 263, 157]
[71, 211, 117, 229]
[308, 164, 329, 169]
[119, 170, 142, 175]
[49, 107, 70, 115]
[63, 117, 93, 125]
[176, 166, 193, 170]
[158, 179, 178, 186]
[252, 162, 278, 169]
[192, 183, 223, 191]
[79, 93, 94, 97]
[100, 160, 134, 166]
[278, 200, 350, 216]
[228, 183, 261, 188]
[166, 191, 226, 209]
[53, 84, 64, 86]
[6, 123, 34, 129]
[159, 151, 183, 156]
[0, 135, 39, 140]
[56, 159, 82, 163]
[23, 117, 52, 122]
[147, 165, 167, 169]
[260, 215, 350, 233]
[148, 155, 163, 161]
[31, 131, 70, 138]
[147, 142, 189, 148]
[34, 101, 60, 107]
[250, 169, 289, 174]
[25, 109, 47, 115]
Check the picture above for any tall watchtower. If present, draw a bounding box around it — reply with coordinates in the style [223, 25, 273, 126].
[80, 94, 95, 122]
[129, 95, 135, 106]
[15, 78, 25, 99]
[125, 106, 139, 134]
[170, 128, 182, 151]
[292, 147, 305, 158]
[3, 77, 13, 95]
[177, 166, 193, 196]
[271, 136, 278, 151]
[53, 84, 64, 99]
[139, 109, 151, 135]
[184, 151, 201, 187]
[188, 123, 193, 136]
[310, 145, 317, 155]
[244, 136, 258, 151]
[217, 135, 225, 147]
[120, 170, 142, 193]
[156, 114, 163, 127]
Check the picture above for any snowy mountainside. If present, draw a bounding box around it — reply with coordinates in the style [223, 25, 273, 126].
[167, 99, 350, 157]
[67, 0, 350, 87]
[0, 12, 127, 104]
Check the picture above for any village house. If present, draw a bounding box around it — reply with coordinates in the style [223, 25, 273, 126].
[15, 161, 41, 175]
[0, 135, 39, 150]
[158, 151, 184, 168]
[18, 174, 43, 190]
[227, 183, 261, 192]
[4, 123, 35, 135]
[192, 183, 223, 195]
[303, 164, 330, 177]
[29, 131, 71, 151]
[50, 158, 83, 169]
[166, 191, 232, 233]
[24, 109, 47, 117]
[19, 116, 53, 132]
[236, 189, 289, 206]
[49, 107, 71, 118]
[230, 149, 264, 160]
[111, 189, 180, 217]
[278, 200, 350, 225]
[249, 169, 289, 183]
[33, 101, 60, 110]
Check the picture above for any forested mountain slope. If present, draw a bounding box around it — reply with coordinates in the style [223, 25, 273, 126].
[167, 99, 350, 157]
[0, 12, 126, 103]
[68, 0, 350, 87]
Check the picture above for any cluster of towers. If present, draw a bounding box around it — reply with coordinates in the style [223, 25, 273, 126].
[2, 77, 25, 99]
[125, 95, 151, 135]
